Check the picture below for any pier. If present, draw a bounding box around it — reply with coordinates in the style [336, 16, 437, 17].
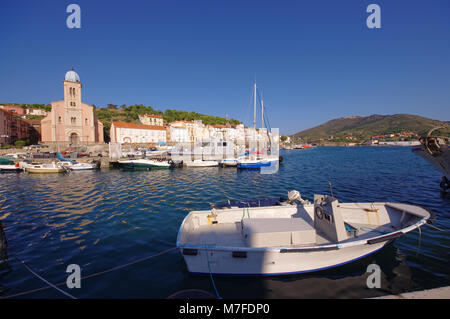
[372, 286, 450, 299]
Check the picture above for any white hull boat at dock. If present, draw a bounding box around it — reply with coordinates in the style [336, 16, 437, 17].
[117, 158, 172, 169]
[185, 160, 218, 167]
[21, 162, 65, 174]
[0, 157, 22, 172]
[220, 159, 238, 167]
[177, 191, 432, 275]
[57, 161, 99, 171]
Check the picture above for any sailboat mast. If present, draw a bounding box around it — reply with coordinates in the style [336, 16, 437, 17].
[253, 82, 257, 129]
[261, 99, 264, 130]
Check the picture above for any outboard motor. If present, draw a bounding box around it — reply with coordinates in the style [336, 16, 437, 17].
[91, 160, 101, 169]
[288, 190, 310, 205]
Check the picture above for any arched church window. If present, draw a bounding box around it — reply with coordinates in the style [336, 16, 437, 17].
[58, 116, 62, 123]
[85, 118, 88, 125]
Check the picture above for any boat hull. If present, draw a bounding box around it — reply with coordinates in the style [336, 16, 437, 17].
[25, 167, 65, 173]
[237, 159, 278, 169]
[118, 162, 151, 170]
[185, 161, 218, 167]
[0, 164, 22, 172]
[179, 241, 388, 276]
[117, 159, 171, 170]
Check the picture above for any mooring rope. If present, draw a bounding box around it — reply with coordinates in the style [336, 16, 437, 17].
[10, 252, 77, 299]
[205, 246, 222, 299]
[2, 246, 178, 299]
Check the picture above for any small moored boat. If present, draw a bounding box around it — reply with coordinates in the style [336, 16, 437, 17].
[117, 158, 172, 170]
[237, 157, 278, 169]
[0, 157, 22, 172]
[219, 159, 238, 167]
[57, 161, 99, 170]
[21, 162, 65, 174]
[56, 152, 99, 170]
[177, 190, 432, 276]
[185, 160, 218, 167]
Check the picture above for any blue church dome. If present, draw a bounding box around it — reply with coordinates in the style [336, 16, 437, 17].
[65, 68, 80, 82]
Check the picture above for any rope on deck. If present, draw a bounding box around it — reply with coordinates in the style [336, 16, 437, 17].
[2, 246, 178, 299]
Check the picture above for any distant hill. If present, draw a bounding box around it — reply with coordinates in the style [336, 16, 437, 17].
[291, 114, 449, 142]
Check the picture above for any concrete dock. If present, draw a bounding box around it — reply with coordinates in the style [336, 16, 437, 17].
[372, 286, 450, 299]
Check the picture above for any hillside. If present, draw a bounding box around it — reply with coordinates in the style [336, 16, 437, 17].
[291, 114, 449, 142]
[93, 104, 241, 142]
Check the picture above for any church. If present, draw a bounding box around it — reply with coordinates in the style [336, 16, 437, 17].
[41, 69, 104, 145]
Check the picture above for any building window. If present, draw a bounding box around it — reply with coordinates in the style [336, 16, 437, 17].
[85, 118, 88, 125]
[71, 117, 76, 124]
[58, 116, 62, 123]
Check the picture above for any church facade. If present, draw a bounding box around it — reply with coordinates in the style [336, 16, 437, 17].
[41, 69, 104, 145]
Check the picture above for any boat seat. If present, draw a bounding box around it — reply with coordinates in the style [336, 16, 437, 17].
[242, 218, 316, 248]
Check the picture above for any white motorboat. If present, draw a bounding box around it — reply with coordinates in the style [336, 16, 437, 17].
[118, 158, 172, 169]
[185, 159, 218, 167]
[412, 126, 450, 191]
[57, 161, 98, 171]
[21, 162, 65, 174]
[220, 159, 238, 167]
[0, 157, 22, 172]
[177, 190, 432, 275]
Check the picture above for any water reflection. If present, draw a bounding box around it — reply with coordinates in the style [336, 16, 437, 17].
[0, 147, 448, 298]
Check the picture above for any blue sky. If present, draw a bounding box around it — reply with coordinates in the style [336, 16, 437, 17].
[1, 0, 449, 135]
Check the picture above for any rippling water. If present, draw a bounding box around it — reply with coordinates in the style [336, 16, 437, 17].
[0, 147, 449, 298]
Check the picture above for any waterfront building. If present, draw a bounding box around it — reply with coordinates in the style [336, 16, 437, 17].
[168, 120, 197, 143]
[0, 108, 40, 145]
[139, 114, 164, 126]
[0, 109, 13, 145]
[40, 68, 104, 145]
[26, 108, 47, 116]
[169, 122, 189, 143]
[110, 121, 166, 144]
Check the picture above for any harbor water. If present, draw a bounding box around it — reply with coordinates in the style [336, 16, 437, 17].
[0, 146, 449, 298]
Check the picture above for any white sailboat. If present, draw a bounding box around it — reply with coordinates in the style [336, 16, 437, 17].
[237, 83, 279, 169]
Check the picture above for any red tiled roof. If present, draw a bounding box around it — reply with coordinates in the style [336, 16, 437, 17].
[142, 114, 163, 118]
[112, 121, 166, 130]
[170, 120, 195, 124]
